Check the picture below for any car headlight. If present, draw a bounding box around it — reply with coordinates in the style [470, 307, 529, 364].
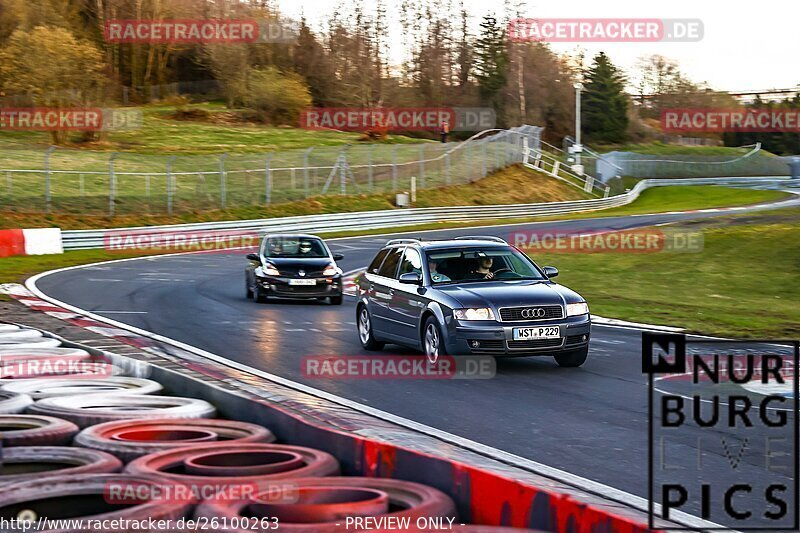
[259, 264, 280, 276]
[323, 263, 341, 276]
[566, 302, 589, 317]
[453, 308, 496, 321]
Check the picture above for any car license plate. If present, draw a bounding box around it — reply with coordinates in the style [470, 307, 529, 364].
[513, 326, 560, 340]
[288, 279, 316, 286]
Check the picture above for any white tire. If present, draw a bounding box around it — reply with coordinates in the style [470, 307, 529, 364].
[0, 347, 91, 358]
[0, 337, 61, 349]
[0, 391, 34, 413]
[0, 329, 42, 341]
[2, 377, 163, 400]
[29, 394, 217, 428]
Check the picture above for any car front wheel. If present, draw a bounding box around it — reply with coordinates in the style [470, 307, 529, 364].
[423, 317, 447, 364]
[357, 306, 384, 351]
[555, 346, 588, 368]
[245, 274, 254, 299]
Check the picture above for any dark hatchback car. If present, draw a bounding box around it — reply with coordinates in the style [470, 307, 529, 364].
[355, 236, 591, 366]
[246, 234, 344, 304]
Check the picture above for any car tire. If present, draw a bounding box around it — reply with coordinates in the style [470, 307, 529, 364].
[254, 284, 268, 303]
[245, 274, 254, 299]
[330, 294, 343, 305]
[357, 306, 384, 351]
[555, 346, 589, 368]
[423, 316, 447, 364]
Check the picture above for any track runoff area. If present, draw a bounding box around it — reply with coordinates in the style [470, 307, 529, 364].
[31, 193, 800, 531]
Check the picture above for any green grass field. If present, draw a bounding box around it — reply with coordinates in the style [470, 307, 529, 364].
[527, 207, 800, 338]
[0, 103, 516, 217]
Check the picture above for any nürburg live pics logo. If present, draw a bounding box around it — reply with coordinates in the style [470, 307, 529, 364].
[643, 332, 799, 530]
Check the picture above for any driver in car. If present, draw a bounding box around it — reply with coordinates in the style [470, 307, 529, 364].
[468, 256, 495, 279]
[298, 241, 314, 255]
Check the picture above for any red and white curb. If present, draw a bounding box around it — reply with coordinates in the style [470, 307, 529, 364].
[0, 228, 63, 257]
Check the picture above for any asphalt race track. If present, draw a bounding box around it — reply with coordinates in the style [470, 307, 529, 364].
[34, 194, 800, 520]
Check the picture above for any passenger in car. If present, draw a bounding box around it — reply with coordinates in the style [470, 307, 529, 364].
[428, 258, 451, 282]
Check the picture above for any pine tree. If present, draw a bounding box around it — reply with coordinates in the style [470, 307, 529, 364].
[474, 15, 507, 117]
[582, 52, 629, 143]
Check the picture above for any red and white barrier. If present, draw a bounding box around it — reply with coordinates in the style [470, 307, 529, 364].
[0, 228, 63, 257]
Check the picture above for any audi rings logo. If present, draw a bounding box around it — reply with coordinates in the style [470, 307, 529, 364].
[521, 308, 546, 319]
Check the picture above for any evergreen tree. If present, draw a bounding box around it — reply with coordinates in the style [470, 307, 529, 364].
[474, 15, 507, 119]
[582, 52, 629, 143]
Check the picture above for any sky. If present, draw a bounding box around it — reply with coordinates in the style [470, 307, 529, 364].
[275, 0, 799, 93]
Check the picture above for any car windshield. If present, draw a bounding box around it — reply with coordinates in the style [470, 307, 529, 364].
[427, 247, 546, 284]
[264, 237, 328, 258]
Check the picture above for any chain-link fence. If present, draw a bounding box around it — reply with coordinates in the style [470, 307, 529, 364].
[558, 136, 793, 181]
[0, 125, 542, 217]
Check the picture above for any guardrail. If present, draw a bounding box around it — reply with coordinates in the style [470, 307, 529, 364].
[60, 176, 794, 250]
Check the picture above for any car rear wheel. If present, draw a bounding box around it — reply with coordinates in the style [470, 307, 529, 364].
[423, 317, 447, 364]
[357, 306, 384, 351]
[330, 294, 343, 305]
[555, 346, 588, 368]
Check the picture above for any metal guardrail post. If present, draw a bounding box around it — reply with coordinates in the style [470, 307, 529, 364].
[339, 150, 347, 196]
[482, 139, 487, 177]
[265, 155, 272, 205]
[108, 152, 118, 217]
[304, 147, 313, 197]
[419, 145, 425, 188]
[468, 141, 474, 182]
[166, 156, 176, 215]
[392, 146, 398, 191]
[219, 153, 228, 209]
[367, 146, 374, 191]
[43, 146, 56, 214]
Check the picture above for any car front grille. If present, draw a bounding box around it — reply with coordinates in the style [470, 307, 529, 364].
[499, 305, 563, 322]
[507, 338, 564, 350]
[274, 284, 328, 294]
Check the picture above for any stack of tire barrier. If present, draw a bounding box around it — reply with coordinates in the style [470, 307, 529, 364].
[0, 324, 544, 532]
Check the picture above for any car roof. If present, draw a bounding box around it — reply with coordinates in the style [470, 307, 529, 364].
[383, 238, 510, 251]
[263, 233, 324, 240]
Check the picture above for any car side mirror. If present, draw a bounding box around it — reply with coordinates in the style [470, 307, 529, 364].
[332, 253, 344, 261]
[399, 272, 422, 285]
[246, 253, 260, 262]
[543, 266, 559, 278]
